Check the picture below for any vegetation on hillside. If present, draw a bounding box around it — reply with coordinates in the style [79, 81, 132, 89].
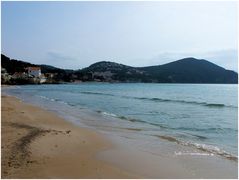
[1, 54, 237, 84]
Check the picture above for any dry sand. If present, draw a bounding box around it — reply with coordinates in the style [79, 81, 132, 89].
[2, 93, 237, 179]
[1, 95, 138, 178]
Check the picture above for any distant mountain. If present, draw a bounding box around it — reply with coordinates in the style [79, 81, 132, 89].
[139, 57, 238, 83]
[1, 54, 238, 84]
[77, 58, 237, 83]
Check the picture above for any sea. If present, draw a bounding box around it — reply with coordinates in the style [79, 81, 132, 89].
[3, 83, 238, 163]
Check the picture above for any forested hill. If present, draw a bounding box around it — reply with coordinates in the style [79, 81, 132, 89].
[139, 58, 238, 83]
[76, 58, 237, 83]
[1, 54, 238, 84]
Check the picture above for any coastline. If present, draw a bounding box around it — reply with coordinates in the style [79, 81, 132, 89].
[1, 90, 238, 178]
[1, 94, 138, 178]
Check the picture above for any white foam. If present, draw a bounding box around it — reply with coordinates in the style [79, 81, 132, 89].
[175, 151, 214, 156]
[101, 111, 117, 117]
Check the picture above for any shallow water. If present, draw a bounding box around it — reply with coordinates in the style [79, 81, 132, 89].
[3, 83, 238, 162]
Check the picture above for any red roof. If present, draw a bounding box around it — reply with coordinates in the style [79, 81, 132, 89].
[27, 67, 41, 70]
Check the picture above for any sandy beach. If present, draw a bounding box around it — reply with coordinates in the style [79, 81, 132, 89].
[1, 91, 237, 179]
[1, 95, 138, 178]
[2, 1, 238, 178]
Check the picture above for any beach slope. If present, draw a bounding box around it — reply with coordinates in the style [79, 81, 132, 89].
[1, 95, 137, 178]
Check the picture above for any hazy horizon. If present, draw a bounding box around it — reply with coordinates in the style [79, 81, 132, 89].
[2, 1, 238, 71]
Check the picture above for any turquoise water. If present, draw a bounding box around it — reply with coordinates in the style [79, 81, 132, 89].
[4, 83, 238, 160]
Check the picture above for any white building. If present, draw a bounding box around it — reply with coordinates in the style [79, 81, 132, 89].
[40, 74, 47, 83]
[27, 67, 41, 77]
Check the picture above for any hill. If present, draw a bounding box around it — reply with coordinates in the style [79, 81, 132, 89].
[1, 54, 72, 83]
[139, 57, 238, 83]
[77, 58, 237, 83]
[1, 54, 238, 84]
[75, 61, 149, 82]
[1, 54, 68, 74]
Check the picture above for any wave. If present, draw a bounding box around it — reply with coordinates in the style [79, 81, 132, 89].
[96, 110, 151, 124]
[204, 103, 226, 107]
[38, 95, 70, 106]
[96, 110, 118, 117]
[189, 134, 208, 140]
[119, 116, 172, 129]
[117, 115, 237, 134]
[178, 133, 208, 140]
[133, 97, 237, 108]
[78, 91, 237, 109]
[96, 110, 172, 130]
[177, 126, 237, 133]
[80, 91, 115, 97]
[155, 135, 237, 162]
[118, 115, 146, 123]
[95, 110, 237, 134]
[67, 102, 77, 106]
[38, 95, 56, 102]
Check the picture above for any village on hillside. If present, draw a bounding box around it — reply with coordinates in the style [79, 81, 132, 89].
[1, 66, 57, 84]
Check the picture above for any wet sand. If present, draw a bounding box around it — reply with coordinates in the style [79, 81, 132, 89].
[1, 94, 237, 179]
[1, 95, 138, 178]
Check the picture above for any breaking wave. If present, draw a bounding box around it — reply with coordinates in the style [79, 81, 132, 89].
[155, 135, 237, 162]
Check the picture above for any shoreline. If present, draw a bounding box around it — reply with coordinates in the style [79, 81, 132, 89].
[1, 92, 238, 178]
[1, 95, 138, 178]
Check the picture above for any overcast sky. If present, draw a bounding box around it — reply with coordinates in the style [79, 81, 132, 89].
[1, 1, 238, 71]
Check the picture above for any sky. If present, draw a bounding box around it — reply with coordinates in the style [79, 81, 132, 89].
[1, 1, 238, 71]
